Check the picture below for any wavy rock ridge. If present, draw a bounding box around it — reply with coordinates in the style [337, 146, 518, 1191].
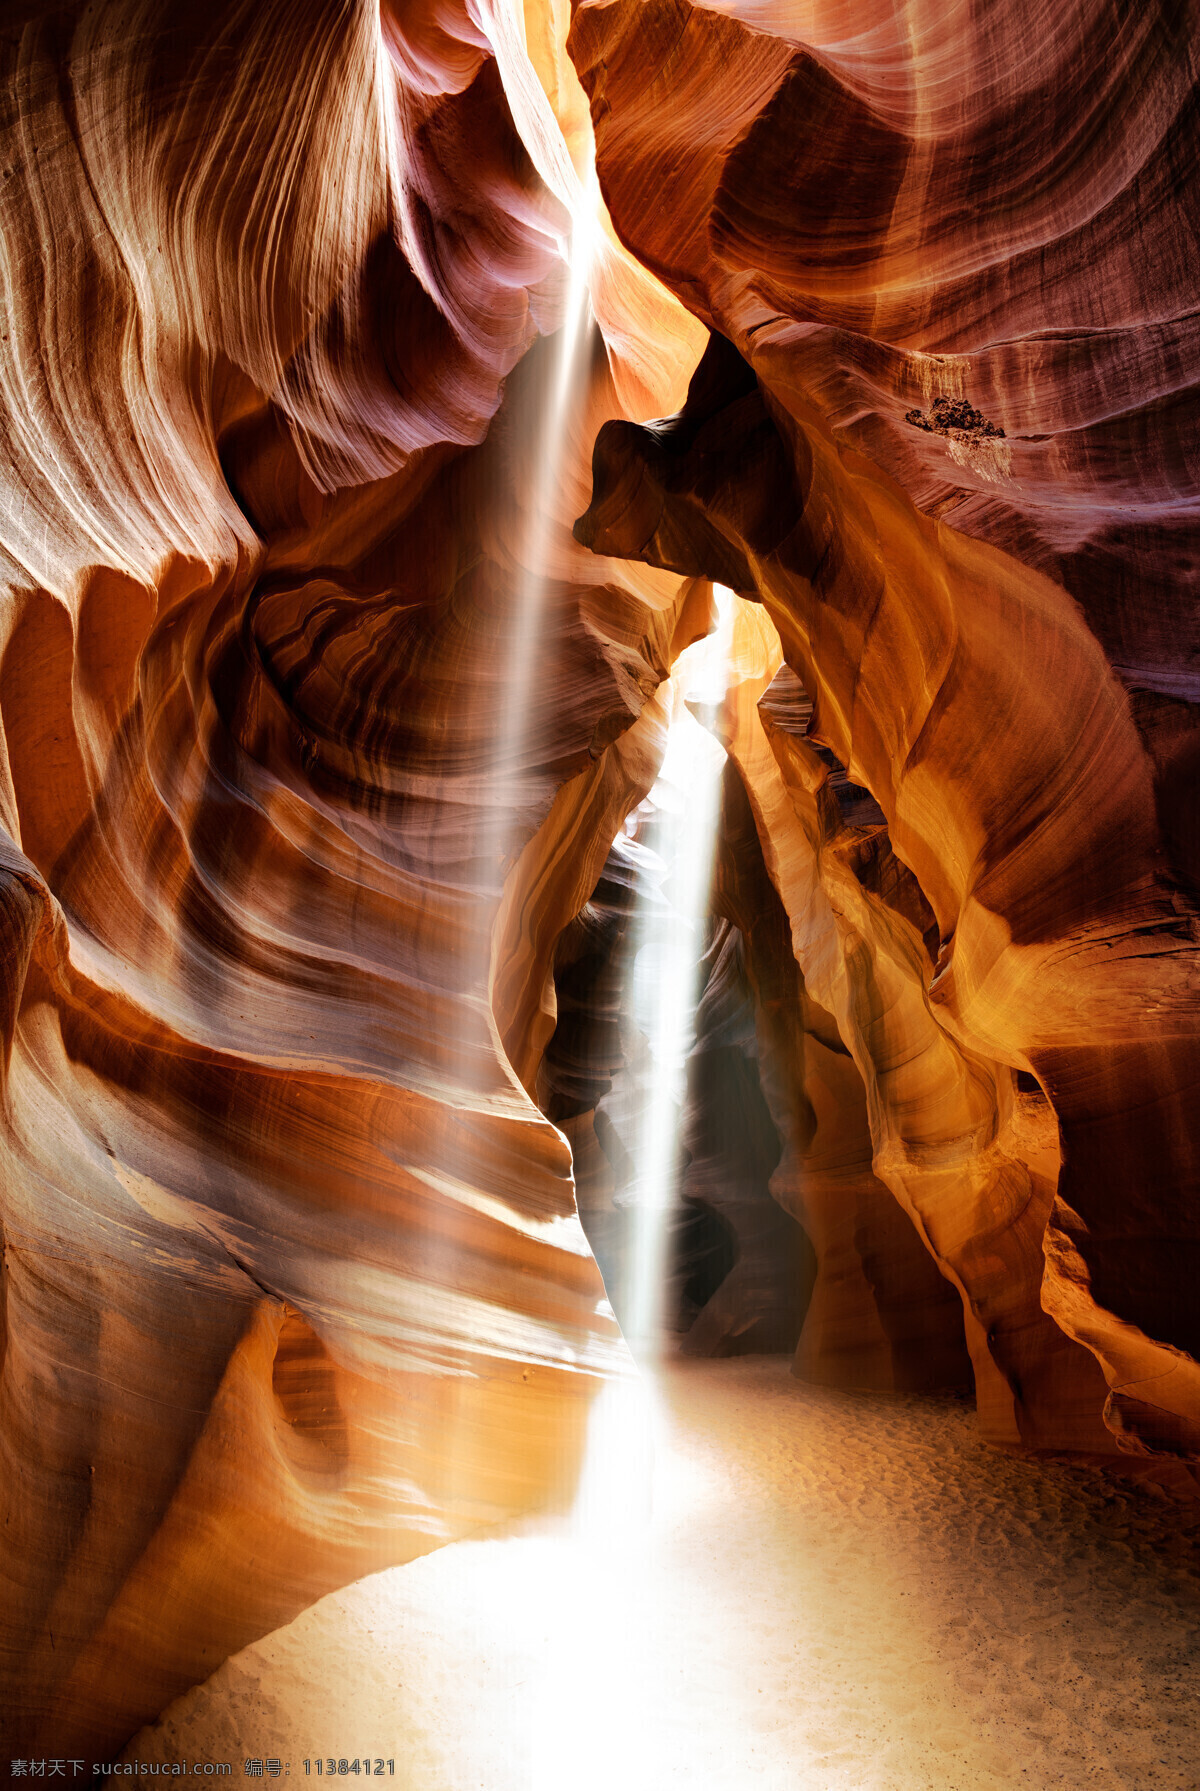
[3, 0, 1200, 1758]
[0, 0, 709, 1755]
[569, 0, 1200, 1468]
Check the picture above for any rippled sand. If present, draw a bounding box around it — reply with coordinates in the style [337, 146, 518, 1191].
[125, 1356, 1200, 1789]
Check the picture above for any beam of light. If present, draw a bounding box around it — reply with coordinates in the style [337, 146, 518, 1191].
[416, 148, 605, 1537]
[439, 135, 731, 1775]
[521, 571, 737, 1769]
[490, 591, 733, 1789]
[485, 154, 601, 881]
[619, 585, 734, 1361]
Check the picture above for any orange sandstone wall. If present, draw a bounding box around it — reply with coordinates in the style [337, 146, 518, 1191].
[0, 0, 705, 1755]
[570, 0, 1200, 1473]
[4, 0, 1199, 1755]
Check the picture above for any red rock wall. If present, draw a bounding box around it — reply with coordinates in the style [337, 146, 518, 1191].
[0, 0, 707, 1754]
[569, 0, 1200, 1477]
[4, 0, 1199, 1755]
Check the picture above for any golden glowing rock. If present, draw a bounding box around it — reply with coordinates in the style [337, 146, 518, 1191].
[0, 0, 707, 1755]
[5, 0, 1200, 1757]
[567, 0, 1200, 1469]
[708, 741, 972, 1392]
[576, 321, 1200, 1469]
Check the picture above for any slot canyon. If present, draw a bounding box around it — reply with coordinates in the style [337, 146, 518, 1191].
[0, 0, 1198, 1783]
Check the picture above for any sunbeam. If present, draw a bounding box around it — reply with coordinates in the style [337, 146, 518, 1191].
[620, 585, 734, 1360]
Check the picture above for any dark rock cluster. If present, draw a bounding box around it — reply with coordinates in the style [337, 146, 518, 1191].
[904, 395, 1007, 439]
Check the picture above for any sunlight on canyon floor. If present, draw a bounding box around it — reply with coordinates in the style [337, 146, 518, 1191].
[126, 1357, 1200, 1790]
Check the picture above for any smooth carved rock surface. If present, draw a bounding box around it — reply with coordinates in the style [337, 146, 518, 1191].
[567, 0, 1200, 1467]
[576, 311, 1200, 1471]
[717, 595, 1106, 1441]
[707, 750, 972, 1393]
[0, 0, 710, 1756]
[4, 0, 1200, 1757]
[568, 0, 1200, 709]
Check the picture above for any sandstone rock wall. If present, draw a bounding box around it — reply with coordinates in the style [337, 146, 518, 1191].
[570, 0, 1200, 1473]
[4, 0, 1199, 1755]
[0, 0, 706, 1754]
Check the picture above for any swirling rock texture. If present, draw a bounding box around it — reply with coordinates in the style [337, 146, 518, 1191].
[706, 737, 973, 1392]
[569, 0, 1200, 1471]
[6, 0, 1200, 1758]
[0, 0, 714, 1756]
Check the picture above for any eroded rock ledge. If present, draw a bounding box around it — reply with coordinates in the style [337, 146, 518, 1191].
[1, 0, 1198, 1760]
[0, 0, 708, 1755]
[568, 0, 1200, 1471]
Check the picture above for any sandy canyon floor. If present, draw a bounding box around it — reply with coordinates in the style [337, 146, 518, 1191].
[125, 1356, 1200, 1790]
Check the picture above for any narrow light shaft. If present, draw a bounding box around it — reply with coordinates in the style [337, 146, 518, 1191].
[622, 589, 733, 1359]
[487, 163, 599, 870]
[523, 594, 734, 1786]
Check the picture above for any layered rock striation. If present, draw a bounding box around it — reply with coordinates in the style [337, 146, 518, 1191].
[569, 0, 1200, 1471]
[3, 0, 1200, 1758]
[0, 0, 707, 1755]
